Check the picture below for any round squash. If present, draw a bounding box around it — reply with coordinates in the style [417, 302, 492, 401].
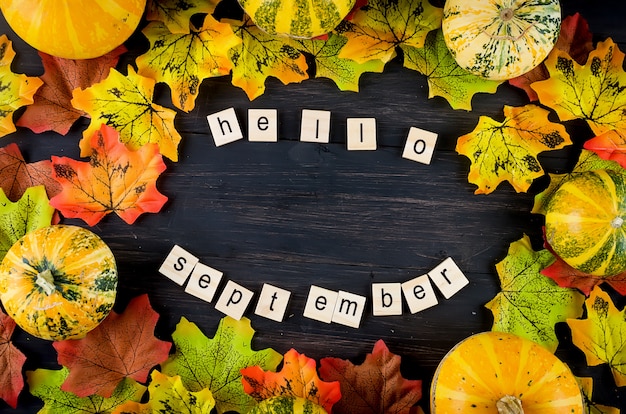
[0, 225, 117, 341]
[430, 331, 584, 413]
[545, 169, 626, 277]
[0, 0, 145, 59]
[441, 0, 561, 80]
[248, 396, 328, 414]
[238, 0, 356, 38]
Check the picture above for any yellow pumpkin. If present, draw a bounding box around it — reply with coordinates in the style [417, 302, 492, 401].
[0, 225, 117, 341]
[430, 331, 584, 413]
[0, 0, 146, 59]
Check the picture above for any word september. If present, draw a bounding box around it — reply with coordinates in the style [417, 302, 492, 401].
[206, 107, 439, 165]
[159, 245, 470, 329]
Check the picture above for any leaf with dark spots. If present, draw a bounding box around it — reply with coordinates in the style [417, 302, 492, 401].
[0, 309, 26, 408]
[146, 0, 219, 34]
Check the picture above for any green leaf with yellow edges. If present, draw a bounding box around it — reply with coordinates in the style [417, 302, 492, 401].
[402, 29, 502, 111]
[485, 234, 585, 352]
[456, 104, 572, 194]
[146, 0, 218, 34]
[71, 66, 182, 162]
[532, 38, 626, 136]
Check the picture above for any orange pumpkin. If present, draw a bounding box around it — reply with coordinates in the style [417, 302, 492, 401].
[0, 0, 146, 59]
[431, 331, 584, 413]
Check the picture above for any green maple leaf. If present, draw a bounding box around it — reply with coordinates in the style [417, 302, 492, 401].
[336, 0, 442, 64]
[485, 234, 585, 352]
[228, 16, 309, 100]
[290, 34, 385, 92]
[402, 29, 502, 111]
[160, 316, 282, 414]
[27, 367, 146, 414]
[146, 0, 219, 34]
[137, 16, 241, 112]
[0, 185, 55, 263]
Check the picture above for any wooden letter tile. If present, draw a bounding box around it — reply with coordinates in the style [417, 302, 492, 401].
[214, 280, 254, 320]
[371, 283, 402, 316]
[428, 257, 469, 299]
[332, 290, 367, 328]
[184, 262, 223, 303]
[347, 118, 377, 151]
[158, 245, 199, 286]
[401, 274, 438, 314]
[300, 109, 331, 143]
[402, 127, 438, 165]
[254, 283, 291, 322]
[303, 285, 338, 323]
[248, 109, 278, 142]
[207, 107, 243, 147]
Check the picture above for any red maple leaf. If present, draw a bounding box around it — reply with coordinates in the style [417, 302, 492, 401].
[319, 339, 422, 414]
[509, 13, 593, 101]
[0, 143, 61, 201]
[16, 46, 126, 135]
[53, 294, 172, 398]
[0, 309, 26, 408]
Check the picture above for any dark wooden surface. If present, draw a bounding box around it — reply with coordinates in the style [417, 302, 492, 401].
[2, 1, 626, 412]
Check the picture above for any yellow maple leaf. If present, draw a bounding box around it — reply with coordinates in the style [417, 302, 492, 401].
[137, 16, 241, 112]
[456, 104, 572, 194]
[532, 38, 626, 136]
[146, 0, 218, 34]
[0, 35, 42, 137]
[71, 66, 182, 162]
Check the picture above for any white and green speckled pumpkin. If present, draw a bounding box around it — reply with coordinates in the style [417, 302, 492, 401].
[0, 225, 117, 341]
[442, 0, 561, 80]
[238, 0, 356, 38]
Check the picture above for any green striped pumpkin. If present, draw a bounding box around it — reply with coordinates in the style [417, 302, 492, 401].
[248, 396, 328, 414]
[442, 0, 561, 80]
[545, 169, 626, 277]
[238, 0, 356, 38]
[0, 225, 117, 340]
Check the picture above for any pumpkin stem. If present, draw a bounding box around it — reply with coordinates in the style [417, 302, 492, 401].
[500, 8, 515, 21]
[496, 395, 524, 414]
[35, 269, 56, 295]
[611, 217, 624, 228]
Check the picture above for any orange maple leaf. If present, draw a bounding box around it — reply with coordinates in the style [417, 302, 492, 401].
[0, 143, 61, 201]
[53, 294, 172, 398]
[241, 348, 341, 413]
[49, 124, 168, 226]
[583, 129, 626, 169]
[0, 309, 26, 408]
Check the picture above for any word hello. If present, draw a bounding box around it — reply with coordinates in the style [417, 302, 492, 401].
[206, 108, 439, 165]
[159, 245, 469, 329]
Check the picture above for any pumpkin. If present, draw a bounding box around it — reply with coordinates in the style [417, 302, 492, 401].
[430, 331, 584, 413]
[0, 225, 117, 341]
[0, 0, 145, 59]
[441, 0, 561, 80]
[237, 0, 356, 38]
[545, 169, 626, 277]
[248, 396, 328, 414]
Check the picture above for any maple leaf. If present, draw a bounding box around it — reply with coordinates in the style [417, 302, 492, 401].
[241, 348, 341, 412]
[577, 376, 621, 414]
[567, 287, 626, 386]
[228, 16, 309, 100]
[71, 66, 182, 162]
[0, 35, 43, 138]
[137, 17, 241, 112]
[53, 294, 171, 398]
[0, 143, 61, 201]
[115, 371, 216, 414]
[49, 124, 168, 226]
[27, 367, 146, 413]
[456, 104, 572, 194]
[402, 29, 502, 111]
[146, 0, 218, 34]
[160, 316, 282, 414]
[532, 38, 626, 136]
[289, 34, 385, 92]
[318, 339, 422, 414]
[509, 13, 593, 101]
[0, 185, 55, 264]
[336, 0, 442, 64]
[583, 129, 626, 169]
[16, 46, 126, 135]
[0, 309, 26, 408]
[485, 234, 585, 352]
